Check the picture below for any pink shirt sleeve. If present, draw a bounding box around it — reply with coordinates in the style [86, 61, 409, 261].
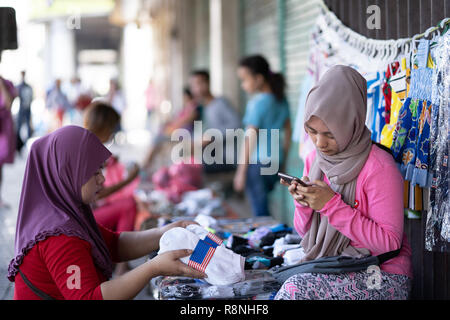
[293, 151, 315, 237]
[318, 155, 405, 255]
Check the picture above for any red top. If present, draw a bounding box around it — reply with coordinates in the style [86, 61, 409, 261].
[13, 224, 120, 300]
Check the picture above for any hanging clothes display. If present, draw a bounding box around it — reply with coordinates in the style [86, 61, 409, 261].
[425, 32, 449, 252]
[391, 62, 433, 187]
[383, 62, 401, 124]
[293, 8, 449, 251]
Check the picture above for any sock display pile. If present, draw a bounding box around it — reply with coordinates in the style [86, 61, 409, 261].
[158, 226, 245, 285]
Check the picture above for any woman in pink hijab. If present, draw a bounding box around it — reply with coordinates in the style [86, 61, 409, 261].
[276, 65, 413, 300]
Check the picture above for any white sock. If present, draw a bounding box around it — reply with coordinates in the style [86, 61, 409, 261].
[186, 224, 223, 246]
[283, 248, 306, 265]
[194, 214, 218, 229]
[158, 227, 245, 286]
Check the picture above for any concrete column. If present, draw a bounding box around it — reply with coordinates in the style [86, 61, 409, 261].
[170, 0, 187, 113]
[209, 0, 240, 109]
[45, 18, 76, 86]
[192, 0, 210, 70]
[121, 22, 153, 131]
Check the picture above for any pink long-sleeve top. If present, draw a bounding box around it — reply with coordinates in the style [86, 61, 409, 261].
[294, 144, 413, 278]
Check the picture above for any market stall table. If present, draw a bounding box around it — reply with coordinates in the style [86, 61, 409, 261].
[148, 217, 289, 300]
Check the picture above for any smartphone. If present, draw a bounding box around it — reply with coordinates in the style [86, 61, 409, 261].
[278, 172, 311, 187]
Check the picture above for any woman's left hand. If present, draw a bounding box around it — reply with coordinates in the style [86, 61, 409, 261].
[295, 180, 336, 211]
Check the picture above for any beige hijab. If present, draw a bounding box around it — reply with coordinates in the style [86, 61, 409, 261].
[300, 65, 372, 261]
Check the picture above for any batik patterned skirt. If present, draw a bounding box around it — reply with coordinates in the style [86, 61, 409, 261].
[274, 270, 411, 300]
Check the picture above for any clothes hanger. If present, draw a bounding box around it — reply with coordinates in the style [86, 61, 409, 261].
[408, 34, 419, 69]
[372, 43, 386, 71]
[396, 39, 405, 59]
[388, 40, 399, 65]
[375, 43, 384, 61]
[379, 43, 388, 62]
[384, 46, 393, 75]
[362, 39, 371, 56]
[370, 41, 377, 59]
[356, 35, 370, 67]
[410, 33, 420, 59]
[423, 25, 435, 39]
[382, 43, 394, 71]
[439, 17, 449, 34]
[397, 39, 409, 70]
[365, 40, 377, 70]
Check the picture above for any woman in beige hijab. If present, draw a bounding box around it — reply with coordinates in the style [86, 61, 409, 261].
[275, 65, 412, 300]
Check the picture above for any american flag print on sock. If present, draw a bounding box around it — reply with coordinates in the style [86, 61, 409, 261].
[188, 239, 216, 273]
[204, 232, 223, 248]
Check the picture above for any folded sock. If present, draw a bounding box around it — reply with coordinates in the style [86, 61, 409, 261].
[283, 247, 306, 265]
[233, 244, 262, 257]
[194, 214, 218, 229]
[273, 230, 292, 239]
[248, 227, 271, 248]
[226, 235, 249, 250]
[273, 244, 302, 257]
[259, 232, 277, 247]
[284, 234, 302, 244]
[245, 255, 284, 270]
[262, 247, 274, 256]
[158, 227, 245, 286]
[186, 224, 223, 247]
[269, 224, 292, 233]
[159, 227, 199, 259]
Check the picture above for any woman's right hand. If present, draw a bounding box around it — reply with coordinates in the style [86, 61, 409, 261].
[280, 176, 310, 207]
[149, 249, 207, 279]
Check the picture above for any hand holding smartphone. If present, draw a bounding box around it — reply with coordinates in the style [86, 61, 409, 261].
[278, 172, 312, 187]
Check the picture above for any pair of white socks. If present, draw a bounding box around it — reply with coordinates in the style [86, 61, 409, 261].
[158, 225, 245, 286]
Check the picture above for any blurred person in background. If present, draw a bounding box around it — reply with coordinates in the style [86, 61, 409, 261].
[64, 76, 92, 126]
[189, 70, 241, 174]
[106, 78, 125, 133]
[0, 75, 17, 208]
[46, 79, 71, 129]
[234, 55, 292, 217]
[15, 70, 34, 153]
[106, 78, 126, 116]
[65, 76, 83, 107]
[142, 87, 202, 172]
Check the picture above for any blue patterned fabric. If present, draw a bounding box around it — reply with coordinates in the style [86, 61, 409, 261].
[391, 97, 418, 177]
[391, 66, 433, 185]
[411, 100, 433, 187]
